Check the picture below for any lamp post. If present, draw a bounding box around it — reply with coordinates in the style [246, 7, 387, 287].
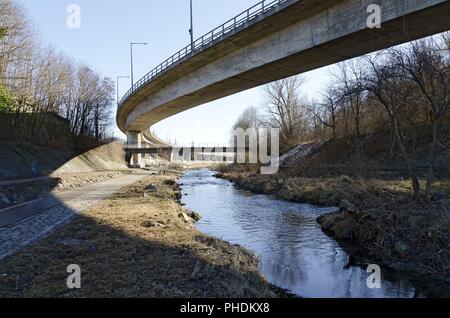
[189, 0, 194, 51]
[116, 76, 130, 105]
[130, 42, 148, 88]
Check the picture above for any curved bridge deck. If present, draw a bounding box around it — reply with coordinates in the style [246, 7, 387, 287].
[117, 0, 450, 164]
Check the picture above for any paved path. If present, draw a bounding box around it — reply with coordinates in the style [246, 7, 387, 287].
[0, 174, 147, 260]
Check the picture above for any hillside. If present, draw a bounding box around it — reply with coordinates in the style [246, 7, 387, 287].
[280, 130, 450, 179]
[0, 141, 127, 181]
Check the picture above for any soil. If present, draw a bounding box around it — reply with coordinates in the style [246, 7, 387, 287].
[0, 141, 128, 182]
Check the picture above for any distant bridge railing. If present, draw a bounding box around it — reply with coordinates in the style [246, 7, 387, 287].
[119, 0, 289, 108]
[123, 144, 235, 150]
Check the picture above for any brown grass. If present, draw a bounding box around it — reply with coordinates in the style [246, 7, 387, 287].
[0, 174, 275, 298]
[219, 169, 449, 291]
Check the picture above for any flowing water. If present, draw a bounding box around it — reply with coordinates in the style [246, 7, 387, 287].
[180, 169, 417, 298]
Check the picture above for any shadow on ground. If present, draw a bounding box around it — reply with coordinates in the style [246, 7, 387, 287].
[0, 176, 276, 298]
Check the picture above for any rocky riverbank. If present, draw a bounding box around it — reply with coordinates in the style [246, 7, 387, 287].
[0, 172, 278, 298]
[216, 169, 450, 297]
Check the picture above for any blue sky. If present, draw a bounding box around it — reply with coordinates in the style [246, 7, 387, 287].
[18, 0, 331, 145]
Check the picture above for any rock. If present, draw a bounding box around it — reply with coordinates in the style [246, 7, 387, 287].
[179, 212, 195, 224]
[145, 184, 158, 192]
[317, 211, 357, 240]
[141, 221, 163, 228]
[0, 192, 11, 206]
[394, 241, 411, 255]
[185, 209, 201, 222]
[333, 222, 354, 240]
[163, 179, 176, 186]
[339, 199, 358, 213]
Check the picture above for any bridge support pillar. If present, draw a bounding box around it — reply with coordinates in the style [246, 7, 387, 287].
[127, 131, 142, 168]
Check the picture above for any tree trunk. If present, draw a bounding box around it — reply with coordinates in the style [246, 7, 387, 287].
[392, 118, 421, 201]
[425, 119, 440, 201]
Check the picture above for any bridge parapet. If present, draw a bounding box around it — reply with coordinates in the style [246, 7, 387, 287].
[118, 0, 290, 110]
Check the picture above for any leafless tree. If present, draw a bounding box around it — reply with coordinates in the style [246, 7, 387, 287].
[1, 0, 115, 147]
[391, 36, 450, 200]
[263, 76, 309, 150]
[232, 106, 261, 132]
[332, 60, 366, 138]
[364, 53, 422, 200]
[306, 85, 341, 140]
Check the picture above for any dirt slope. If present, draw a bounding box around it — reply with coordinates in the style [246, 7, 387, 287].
[53, 143, 127, 175]
[0, 142, 127, 181]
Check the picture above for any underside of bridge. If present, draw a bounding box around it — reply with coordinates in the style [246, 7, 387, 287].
[117, 0, 450, 167]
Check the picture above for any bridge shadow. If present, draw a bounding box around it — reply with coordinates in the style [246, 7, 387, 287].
[0, 175, 277, 298]
[0, 139, 131, 211]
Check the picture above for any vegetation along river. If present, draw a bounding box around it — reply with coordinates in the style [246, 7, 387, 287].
[180, 169, 419, 298]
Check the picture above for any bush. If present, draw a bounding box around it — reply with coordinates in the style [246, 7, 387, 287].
[0, 85, 15, 112]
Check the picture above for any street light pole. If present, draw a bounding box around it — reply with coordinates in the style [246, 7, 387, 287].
[130, 42, 148, 88]
[189, 0, 194, 51]
[116, 76, 130, 105]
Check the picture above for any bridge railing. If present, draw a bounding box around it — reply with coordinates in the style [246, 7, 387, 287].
[119, 0, 289, 108]
[123, 144, 234, 150]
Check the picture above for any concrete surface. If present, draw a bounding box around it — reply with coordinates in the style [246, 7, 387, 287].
[117, 0, 450, 144]
[0, 174, 147, 260]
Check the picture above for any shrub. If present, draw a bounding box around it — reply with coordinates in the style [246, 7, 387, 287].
[0, 85, 15, 113]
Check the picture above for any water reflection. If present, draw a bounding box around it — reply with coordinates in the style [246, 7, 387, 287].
[180, 169, 416, 298]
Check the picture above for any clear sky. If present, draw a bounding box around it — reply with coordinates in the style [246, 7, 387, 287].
[17, 0, 331, 145]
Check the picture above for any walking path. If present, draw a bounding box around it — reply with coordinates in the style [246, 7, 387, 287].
[0, 174, 147, 260]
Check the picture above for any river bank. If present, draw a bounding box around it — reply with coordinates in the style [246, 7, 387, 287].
[215, 167, 450, 297]
[0, 172, 277, 297]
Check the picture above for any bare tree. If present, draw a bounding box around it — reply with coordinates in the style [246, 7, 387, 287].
[391, 36, 450, 200]
[332, 60, 366, 138]
[306, 85, 341, 140]
[364, 53, 422, 200]
[263, 76, 309, 150]
[0, 0, 36, 85]
[232, 106, 261, 131]
[1, 0, 115, 146]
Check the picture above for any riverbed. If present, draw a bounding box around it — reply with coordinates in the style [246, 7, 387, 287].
[180, 169, 417, 298]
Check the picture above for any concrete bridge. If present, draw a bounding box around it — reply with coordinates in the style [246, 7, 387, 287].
[124, 144, 243, 166]
[117, 0, 450, 167]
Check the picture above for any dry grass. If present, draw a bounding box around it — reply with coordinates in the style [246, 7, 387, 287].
[223, 169, 449, 208]
[0, 174, 276, 298]
[220, 169, 449, 292]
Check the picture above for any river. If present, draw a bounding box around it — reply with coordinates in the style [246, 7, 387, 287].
[180, 169, 418, 298]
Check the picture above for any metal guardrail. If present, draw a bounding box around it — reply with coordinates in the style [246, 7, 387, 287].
[123, 144, 233, 149]
[118, 0, 288, 108]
